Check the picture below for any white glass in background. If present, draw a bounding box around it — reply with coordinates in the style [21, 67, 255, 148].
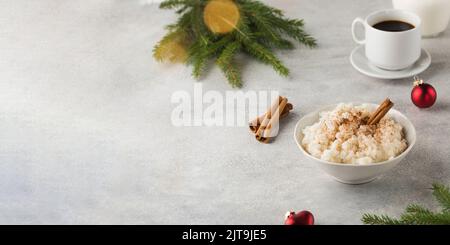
[393, 0, 450, 37]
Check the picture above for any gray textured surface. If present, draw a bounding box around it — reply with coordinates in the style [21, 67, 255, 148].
[1, 0, 449, 225]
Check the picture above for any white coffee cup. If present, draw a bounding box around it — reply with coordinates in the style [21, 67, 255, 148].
[352, 9, 422, 70]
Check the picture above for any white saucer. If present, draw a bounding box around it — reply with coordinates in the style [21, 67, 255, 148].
[350, 46, 431, 79]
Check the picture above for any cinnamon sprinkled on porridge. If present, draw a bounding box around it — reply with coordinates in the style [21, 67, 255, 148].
[301, 103, 407, 164]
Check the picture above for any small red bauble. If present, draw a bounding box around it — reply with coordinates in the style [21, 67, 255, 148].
[284, 211, 314, 225]
[411, 78, 437, 108]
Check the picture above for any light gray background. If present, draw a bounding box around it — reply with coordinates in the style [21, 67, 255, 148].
[0, 0, 449, 225]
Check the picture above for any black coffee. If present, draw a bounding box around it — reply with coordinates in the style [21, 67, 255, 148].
[372, 20, 415, 32]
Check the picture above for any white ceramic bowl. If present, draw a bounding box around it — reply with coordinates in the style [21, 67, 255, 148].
[294, 103, 416, 184]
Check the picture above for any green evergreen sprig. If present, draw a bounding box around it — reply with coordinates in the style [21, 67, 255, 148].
[362, 183, 450, 225]
[153, 0, 317, 88]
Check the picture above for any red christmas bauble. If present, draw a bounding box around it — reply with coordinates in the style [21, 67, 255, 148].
[411, 79, 437, 108]
[284, 211, 314, 225]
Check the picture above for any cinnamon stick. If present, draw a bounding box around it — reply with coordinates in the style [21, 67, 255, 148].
[256, 97, 288, 143]
[254, 96, 281, 134]
[367, 98, 394, 125]
[249, 103, 292, 133]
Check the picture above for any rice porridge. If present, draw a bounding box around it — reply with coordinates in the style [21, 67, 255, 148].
[301, 103, 408, 164]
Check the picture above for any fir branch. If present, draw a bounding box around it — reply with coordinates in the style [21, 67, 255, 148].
[168, 8, 196, 37]
[256, 36, 294, 50]
[399, 204, 437, 224]
[432, 183, 450, 212]
[219, 61, 242, 88]
[233, 15, 254, 42]
[190, 3, 213, 44]
[234, 15, 289, 76]
[217, 41, 242, 87]
[241, 2, 298, 48]
[154, 0, 316, 87]
[217, 41, 241, 66]
[188, 36, 234, 79]
[250, 15, 281, 43]
[400, 211, 450, 225]
[188, 40, 209, 78]
[246, 10, 294, 49]
[243, 41, 289, 76]
[153, 30, 185, 62]
[192, 56, 208, 78]
[208, 35, 234, 55]
[405, 204, 433, 214]
[270, 17, 317, 48]
[362, 183, 450, 225]
[361, 214, 404, 225]
[240, 0, 315, 48]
